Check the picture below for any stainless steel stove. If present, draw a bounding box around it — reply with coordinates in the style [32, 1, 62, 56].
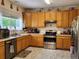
[44, 30, 56, 49]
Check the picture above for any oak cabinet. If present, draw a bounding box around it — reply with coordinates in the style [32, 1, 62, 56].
[21, 37, 26, 49]
[31, 36, 38, 46]
[50, 11, 57, 20]
[37, 36, 44, 47]
[38, 12, 45, 27]
[69, 9, 77, 27]
[56, 37, 63, 49]
[31, 35, 44, 47]
[17, 36, 30, 53]
[57, 10, 69, 28]
[0, 42, 5, 59]
[56, 36, 71, 50]
[45, 11, 50, 20]
[56, 11, 63, 27]
[63, 36, 71, 49]
[31, 12, 38, 27]
[17, 38, 22, 53]
[62, 10, 69, 28]
[25, 36, 31, 46]
[24, 12, 32, 27]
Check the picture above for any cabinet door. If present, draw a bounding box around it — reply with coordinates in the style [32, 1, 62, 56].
[24, 13, 32, 27]
[56, 37, 63, 49]
[31, 36, 38, 46]
[21, 37, 26, 49]
[50, 10, 57, 20]
[38, 12, 45, 27]
[25, 36, 30, 47]
[0, 42, 5, 59]
[37, 37, 44, 47]
[69, 9, 77, 27]
[56, 11, 62, 27]
[63, 36, 71, 49]
[31, 12, 38, 27]
[45, 11, 50, 20]
[0, 45, 5, 59]
[17, 39, 22, 53]
[62, 10, 69, 28]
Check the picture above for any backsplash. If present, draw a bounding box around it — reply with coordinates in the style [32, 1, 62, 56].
[38, 27, 70, 35]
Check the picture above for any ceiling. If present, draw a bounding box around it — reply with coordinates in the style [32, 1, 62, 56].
[11, 0, 79, 8]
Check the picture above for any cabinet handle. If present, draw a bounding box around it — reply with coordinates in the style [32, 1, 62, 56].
[1, 0, 4, 5]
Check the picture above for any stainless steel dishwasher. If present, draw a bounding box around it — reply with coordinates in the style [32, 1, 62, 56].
[5, 38, 17, 59]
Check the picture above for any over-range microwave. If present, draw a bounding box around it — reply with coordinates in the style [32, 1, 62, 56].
[45, 20, 57, 27]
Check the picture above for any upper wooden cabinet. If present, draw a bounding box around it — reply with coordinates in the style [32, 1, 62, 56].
[24, 12, 32, 27]
[62, 10, 69, 28]
[38, 12, 45, 27]
[56, 11, 63, 28]
[69, 9, 77, 27]
[45, 11, 51, 20]
[31, 12, 38, 27]
[50, 10, 57, 20]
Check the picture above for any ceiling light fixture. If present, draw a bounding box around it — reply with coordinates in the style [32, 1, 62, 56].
[44, 0, 53, 4]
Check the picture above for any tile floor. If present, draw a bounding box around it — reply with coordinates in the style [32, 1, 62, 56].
[14, 47, 71, 59]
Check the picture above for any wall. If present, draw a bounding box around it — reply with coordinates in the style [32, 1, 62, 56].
[38, 27, 70, 35]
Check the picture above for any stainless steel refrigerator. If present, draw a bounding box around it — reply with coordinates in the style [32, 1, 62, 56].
[71, 16, 79, 59]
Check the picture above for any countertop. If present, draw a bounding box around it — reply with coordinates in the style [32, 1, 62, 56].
[57, 34, 71, 37]
[0, 33, 71, 42]
[0, 33, 44, 42]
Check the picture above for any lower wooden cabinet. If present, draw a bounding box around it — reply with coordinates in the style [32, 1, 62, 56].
[31, 35, 44, 47]
[16, 36, 30, 53]
[56, 37, 63, 49]
[56, 36, 71, 50]
[21, 36, 26, 50]
[0, 42, 5, 59]
[63, 36, 71, 49]
[17, 38, 22, 53]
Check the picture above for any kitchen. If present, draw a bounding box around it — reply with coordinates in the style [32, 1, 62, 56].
[0, 0, 79, 59]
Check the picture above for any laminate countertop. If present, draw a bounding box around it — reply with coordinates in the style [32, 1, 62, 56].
[0, 33, 44, 42]
[57, 34, 71, 37]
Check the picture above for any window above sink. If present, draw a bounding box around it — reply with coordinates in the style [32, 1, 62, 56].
[0, 15, 23, 30]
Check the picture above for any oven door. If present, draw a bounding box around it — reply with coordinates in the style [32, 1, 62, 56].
[44, 36, 56, 42]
